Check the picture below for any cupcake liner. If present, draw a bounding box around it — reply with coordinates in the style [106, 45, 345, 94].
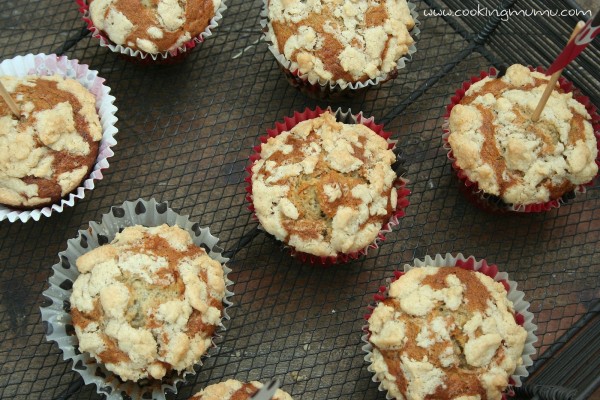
[189, 379, 293, 399]
[40, 198, 234, 400]
[362, 253, 537, 399]
[244, 106, 410, 266]
[442, 66, 600, 213]
[0, 53, 118, 223]
[260, 1, 420, 99]
[76, 0, 227, 63]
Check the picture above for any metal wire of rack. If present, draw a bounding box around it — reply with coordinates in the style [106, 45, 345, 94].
[0, 0, 599, 399]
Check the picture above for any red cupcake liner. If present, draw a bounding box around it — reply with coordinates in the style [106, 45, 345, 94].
[442, 66, 600, 213]
[76, 0, 226, 64]
[245, 106, 410, 266]
[362, 253, 538, 399]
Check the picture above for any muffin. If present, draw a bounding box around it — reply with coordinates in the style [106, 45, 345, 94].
[366, 261, 533, 400]
[0, 53, 118, 223]
[189, 379, 293, 400]
[81, 0, 226, 60]
[248, 108, 409, 264]
[0, 74, 102, 210]
[42, 199, 232, 399]
[69, 224, 227, 382]
[262, 0, 418, 97]
[444, 64, 599, 212]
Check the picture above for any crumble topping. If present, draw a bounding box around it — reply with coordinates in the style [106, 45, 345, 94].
[89, 0, 221, 54]
[189, 379, 294, 400]
[266, 0, 416, 85]
[0, 75, 101, 208]
[448, 64, 598, 205]
[368, 266, 527, 400]
[251, 111, 397, 257]
[70, 224, 226, 382]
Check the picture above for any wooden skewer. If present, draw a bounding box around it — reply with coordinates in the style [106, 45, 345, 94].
[0, 80, 21, 119]
[531, 21, 585, 122]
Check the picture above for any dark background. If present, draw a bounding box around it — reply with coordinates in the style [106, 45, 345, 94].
[0, 0, 599, 398]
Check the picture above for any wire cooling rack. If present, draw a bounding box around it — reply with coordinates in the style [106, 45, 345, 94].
[0, 0, 599, 399]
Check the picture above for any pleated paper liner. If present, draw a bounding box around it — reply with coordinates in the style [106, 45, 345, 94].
[362, 253, 537, 399]
[41, 199, 234, 400]
[245, 106, 410, 266]
[76, 0, 227, 64]
[0, 53, 118, 223]
[442, 66, 600, 213]
[260, 1, 420, 100]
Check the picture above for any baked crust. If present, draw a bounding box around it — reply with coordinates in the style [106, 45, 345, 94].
[448, 64, 598, 205]
[89, 0, 221, 54]
[266, 0, 415, 84]
[70, 224, 226, 382]
[368, 267, 527, 400]
[251, 111, 397, 257]
[189, 379, 293, 400]
[0, 75, 101, 209]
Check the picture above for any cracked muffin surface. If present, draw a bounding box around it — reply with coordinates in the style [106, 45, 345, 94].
[70, 224, 226, 382]
[448, 64, 598, 206]
[0, 75, 101, 209]
[368, 266, 527, 400]
[251, 111, 398, 257]
[89, 0, 221, 53]
[266, 0, 416, 85]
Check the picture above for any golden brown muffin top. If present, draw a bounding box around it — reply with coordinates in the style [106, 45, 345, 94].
[251, 111, 397, 257]
[266, 0, 415, 86]
[189, 379, 293, 400]
[89, 0, 221, 54]
[448, 64, 598, 205]
[0, 75, 101, 208]
[70, 224, 226, 382]
[368, 266, 528, 400]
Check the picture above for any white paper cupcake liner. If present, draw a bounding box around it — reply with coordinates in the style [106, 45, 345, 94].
[77, 0, 227, 61]
[40, 198, 234, 400]
[245, 106, 410, 266]
[0, 53, 118, 223]
[362, 253, 537, 399]
[260, 1, 420, 97]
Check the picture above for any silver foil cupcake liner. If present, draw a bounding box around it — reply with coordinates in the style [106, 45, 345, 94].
[40, 198, 234, 400]
[362, 253, 537, 399]
[0, 53, 118, 223]
[260, 0, 420, 98]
